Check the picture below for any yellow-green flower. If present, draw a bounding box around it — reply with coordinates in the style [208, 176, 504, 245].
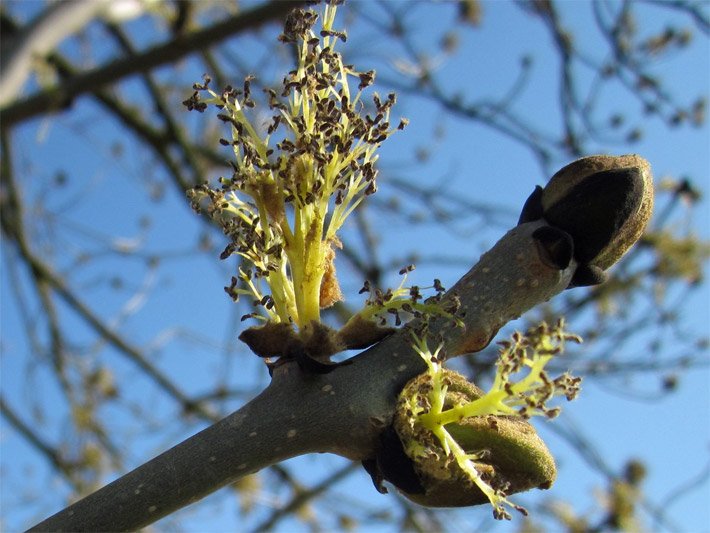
[185, 2, 405, 331]
[393, 320, 581, 518]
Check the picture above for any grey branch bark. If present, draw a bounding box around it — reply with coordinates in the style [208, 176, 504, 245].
[29, 220, 575, 532]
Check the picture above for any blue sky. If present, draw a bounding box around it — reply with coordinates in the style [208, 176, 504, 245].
[2, 1, 708, 531]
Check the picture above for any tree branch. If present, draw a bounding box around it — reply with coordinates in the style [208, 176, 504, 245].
[0, 395, 76, 479]
[0, 128, 216, 420]
[0, 1, 303, 127]
[29, 220, 575, 532]
[0, 0, 110, 106]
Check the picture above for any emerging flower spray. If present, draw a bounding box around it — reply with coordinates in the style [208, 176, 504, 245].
[394, 320, 582, 518]
[184, 2, 405, 330]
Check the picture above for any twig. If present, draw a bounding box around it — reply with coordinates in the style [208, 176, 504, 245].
[250, 462, 359, 532]
[0, 1, 303, 127]
[0, 129, 215, 421]
[0, 395, 76, 479]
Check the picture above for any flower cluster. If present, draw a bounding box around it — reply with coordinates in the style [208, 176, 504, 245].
[352, 265, 463, 328]
[396, 319, 582, 519]
[184, 2, 406, 331]
[436, 320, 583, 424]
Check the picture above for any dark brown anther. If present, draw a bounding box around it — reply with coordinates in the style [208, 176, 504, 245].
[219, 242, 236, 260]
[358, 70, 376, 90]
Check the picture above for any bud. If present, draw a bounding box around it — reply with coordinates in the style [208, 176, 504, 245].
[390, 369, 556, 510]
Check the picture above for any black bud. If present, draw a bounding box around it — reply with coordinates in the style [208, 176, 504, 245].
[517, 186, 545, 225]
[363, 425, 425, 496]
[532, 226, 574, 270]
[543, 168, 644, 264]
